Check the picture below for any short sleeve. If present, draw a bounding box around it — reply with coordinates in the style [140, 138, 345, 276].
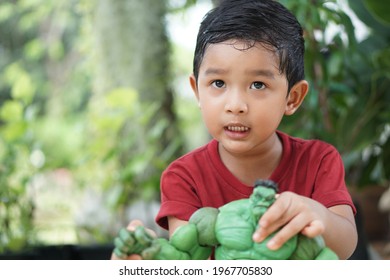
[155, 169, 202, 230]
[312, 146, 356, 214]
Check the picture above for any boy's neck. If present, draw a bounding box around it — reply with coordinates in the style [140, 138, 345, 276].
[218, 133, 283, 186]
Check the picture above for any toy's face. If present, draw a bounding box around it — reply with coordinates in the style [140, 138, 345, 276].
[250, 186, 276, 219]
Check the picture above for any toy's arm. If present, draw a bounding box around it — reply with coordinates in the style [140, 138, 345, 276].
[113, 224, 206, 260]
[113, 207, 219, 260]
[188, 207, 220, 246]
[288, 235, 338, 260]
[146, 223, 212, 260]
[145, 207, 220, 259]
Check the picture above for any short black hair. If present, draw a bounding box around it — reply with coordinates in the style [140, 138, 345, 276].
[193, 0, 305, 92]
[254, 179, 278, 192]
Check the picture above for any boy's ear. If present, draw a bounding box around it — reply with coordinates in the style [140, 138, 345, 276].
[285, 80, 309, 116]
[189, 74, 200, 105]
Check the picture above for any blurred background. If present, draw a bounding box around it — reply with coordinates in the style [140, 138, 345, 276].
[0, 0, 389, 259]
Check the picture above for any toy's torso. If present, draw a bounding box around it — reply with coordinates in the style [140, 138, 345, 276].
[214, 199, 297, 260]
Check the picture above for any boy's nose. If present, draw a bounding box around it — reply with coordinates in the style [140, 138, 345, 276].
[224, 91, 248, 115]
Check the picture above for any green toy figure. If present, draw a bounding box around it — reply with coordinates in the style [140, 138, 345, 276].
[113, 179, 338, 260]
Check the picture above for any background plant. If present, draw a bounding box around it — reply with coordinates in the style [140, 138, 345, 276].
[279, 0, 389, 188]
[0, 63, 37, 252]
[0, 0, 388, 253]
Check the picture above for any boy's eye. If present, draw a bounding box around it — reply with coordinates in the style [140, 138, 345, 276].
[212, 80, 225, 88]
[250, 81, 265, 90]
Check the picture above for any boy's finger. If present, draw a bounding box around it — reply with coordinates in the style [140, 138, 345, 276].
[127, 220, 144, 231]
[300, 220, 325, 237]
[127, 220, 157, 238]
[111, 251, 142, 260]
[265, 213, 308, 250]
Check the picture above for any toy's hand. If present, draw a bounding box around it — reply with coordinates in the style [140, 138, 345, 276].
[111, 220, 157, 260]
[252, 192, 325, 250]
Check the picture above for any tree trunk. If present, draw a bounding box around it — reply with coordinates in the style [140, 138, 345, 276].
[93, 0, 183, 199]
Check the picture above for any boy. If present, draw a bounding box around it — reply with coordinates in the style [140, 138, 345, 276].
[113, 0, 357, 259]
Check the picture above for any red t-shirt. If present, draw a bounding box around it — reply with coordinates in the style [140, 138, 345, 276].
[156, 131, 356, 230]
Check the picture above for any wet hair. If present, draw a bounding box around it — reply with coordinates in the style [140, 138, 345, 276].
[193, 0, 305, 92]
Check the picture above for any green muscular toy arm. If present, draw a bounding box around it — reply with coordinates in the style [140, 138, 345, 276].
[188, 207, 219, 246]
[164, 223, 212, 259]
[113, 207, 219, 260]
[288, 235, 339, 260]
[145, 207, 220, 260]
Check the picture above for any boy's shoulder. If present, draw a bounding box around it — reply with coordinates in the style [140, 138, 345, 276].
[278, 130, 336, 148]
[277, 130, 340, 158]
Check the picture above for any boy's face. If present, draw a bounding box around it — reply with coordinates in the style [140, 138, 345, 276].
[190, 40, 307, 156]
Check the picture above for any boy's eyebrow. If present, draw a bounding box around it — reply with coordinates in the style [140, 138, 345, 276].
[204, 68, 228, 75]
[246, 69, 276, 79]
[204, 68, 276, 79]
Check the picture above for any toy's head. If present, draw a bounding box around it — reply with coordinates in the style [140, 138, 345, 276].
[250, 179, 278, 220]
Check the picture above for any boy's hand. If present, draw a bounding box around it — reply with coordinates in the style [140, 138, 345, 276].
[111, 220, 157, 260]
[252, 192, 326, 250]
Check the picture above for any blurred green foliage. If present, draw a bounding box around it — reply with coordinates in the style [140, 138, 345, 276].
[0, 0, 186, 252]
[0, 0, 91, 252]
[279, 0, 390, 188]
[0, 0, 389, 253]
[0, 62, 37, 252]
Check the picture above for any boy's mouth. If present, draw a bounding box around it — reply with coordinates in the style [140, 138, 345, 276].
[225, 125, 250, 132]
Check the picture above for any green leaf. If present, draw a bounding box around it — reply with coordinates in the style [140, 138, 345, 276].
[0, 101, 24, 122]
[0, 3, 14, 22]
[24, 39, 45, 60]
[11, 74, 36, 104]
[0, 122, 27, 141]
[4, 63, 36, 104]
[328, 51, 343, 78]
[363, 0, 390, 25]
